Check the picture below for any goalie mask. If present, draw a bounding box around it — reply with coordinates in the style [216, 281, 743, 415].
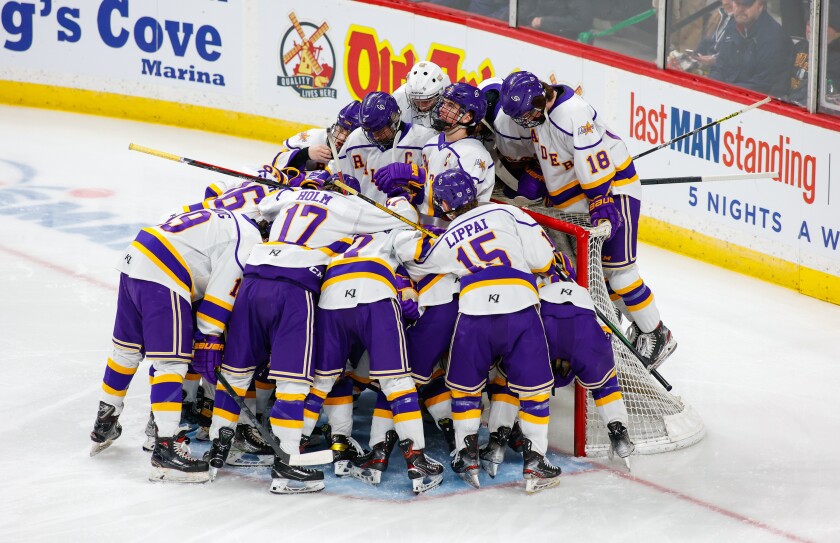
[500, 71, 547, 128]
[359, 92, 402, 151]
[405, 61, 451, 113]
[430, 83, 487, 133]
[328, 100, 361, 153]
[432, 168, 477, 220]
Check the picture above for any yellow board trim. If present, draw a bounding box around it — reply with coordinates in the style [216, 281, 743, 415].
[0, 81, 314, 144]
[638, 216, 840, 305]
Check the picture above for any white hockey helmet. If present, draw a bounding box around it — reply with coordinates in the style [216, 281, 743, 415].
[405, 61, 451, 113]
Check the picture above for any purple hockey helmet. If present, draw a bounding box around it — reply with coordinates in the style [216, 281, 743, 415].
[359, 92, 402, 151]
[290, 169, 330, 190]
[500, 71, 546, 128]
[432, 168, 477, 219]
[329, 100, 361, 152]
[430, 82, 487, 132]
[325, 172, 361, 194]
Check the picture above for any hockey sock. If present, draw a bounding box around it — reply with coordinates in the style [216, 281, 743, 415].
[244, 379, 257, 418]
[518, 391, 551, 456]
[255, 378, 275, 420]
[210, 369, 252, 439]
[605, 266, 660, 332]
[183, 367, 200, 403]
[591, 372, 629, 426]
[149, 359, 188, 437]
[380, 376, 424, 449]
[451, 390, 482, 449]
[370, 389, 395, 446]
[487, 376, 519, 432]
[302, 376, 336, 437]
[324, 375, 355, 438]
[270, 381, 310, 456]
[419, 372, 452, 424]
[99, 349, 142, 414]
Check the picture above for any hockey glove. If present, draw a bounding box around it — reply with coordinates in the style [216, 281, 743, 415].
[554, 251, 577, 283]
[396, 271, 421, 322]
[193, 334, 224, 385]
[373, 163, 426, 197]
[517, 165, 547, 201]
[588, 195, 624, 242]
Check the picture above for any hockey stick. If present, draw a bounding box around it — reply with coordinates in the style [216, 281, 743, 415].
[640, 171, 778, 186]
[326, 134, 438, 238]
[632, 96, 771, 161]
[128, 143, 286, 190]
[554, 266, 672, 391]
[214, 369, 334, 466]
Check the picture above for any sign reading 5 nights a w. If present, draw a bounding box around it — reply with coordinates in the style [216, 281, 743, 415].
[277, 12, 337, 99]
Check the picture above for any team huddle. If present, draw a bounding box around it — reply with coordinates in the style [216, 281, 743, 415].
[89, 62, 678, 495]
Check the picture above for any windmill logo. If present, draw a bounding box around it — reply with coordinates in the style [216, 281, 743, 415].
[277, 12, 337, 99]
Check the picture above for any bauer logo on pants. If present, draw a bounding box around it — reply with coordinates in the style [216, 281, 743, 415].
[277, 12, 337, 99]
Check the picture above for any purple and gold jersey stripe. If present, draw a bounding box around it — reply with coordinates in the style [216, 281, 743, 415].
[460, 266, 538, 297]
[417, 273, 446, 295]
[611, 156, 639, 188]
[547, 179, 586, 208]
[321, 258, 397, 294]
[195, 295, 233, 332]
[131, 228, 193, 296]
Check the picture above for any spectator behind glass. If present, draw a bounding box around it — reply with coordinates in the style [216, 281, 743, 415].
[788, 5, 840, 106]
[709, 0, 794, 96]
[521, 0, 594, 40]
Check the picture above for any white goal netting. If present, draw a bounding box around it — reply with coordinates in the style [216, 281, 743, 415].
[495, 195, 706, 456]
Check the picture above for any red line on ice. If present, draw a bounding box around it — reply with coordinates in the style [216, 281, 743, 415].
[0, 244, 116, 292]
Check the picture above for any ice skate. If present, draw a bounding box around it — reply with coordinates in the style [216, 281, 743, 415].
[226, 424, 275, 466]
[348, 429, 398, 486]
[634, 321, 677, 370]
[522, 439, 561, 493]
[149, 431, 210, 483]
[450, 433, 480, 489]
[269, 457, 325, 494]
[437, 417, 456, 452]
[399, 438, 444, 494]
[90, 401, 122, 457]
[626, 322, 641, 344]
[507, 421, 525, 454]
[330, 433, 364, 476]
[607, 421, 635, 470]
[142, 411, 157, 452]
[479, 426, 511, 478]
[205, 427, 235, 481]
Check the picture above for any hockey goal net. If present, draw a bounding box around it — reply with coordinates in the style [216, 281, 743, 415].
[494, 195, 706, 457]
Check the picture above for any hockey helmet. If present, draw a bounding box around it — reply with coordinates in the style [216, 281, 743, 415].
[430, 83, 487, 132]
[290, 169, 330, 190]
[325, 172, 361, 195]
[329, 100, 362, 152]
[359, 92, 402, 151]
[500, 71, 547, 128]
[405, 61, 451, 113]
[432, 168, 477, 220]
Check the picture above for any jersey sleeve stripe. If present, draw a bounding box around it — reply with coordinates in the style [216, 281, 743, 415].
[132, 230, 193, 296]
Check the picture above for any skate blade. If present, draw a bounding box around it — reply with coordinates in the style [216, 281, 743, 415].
[208, 465, 218, 482]
[525, 475, 561, 493]
[149, 467, 210, 484]
[649, 341, 678, 371]
[226, 450, 273, 467]
[623, 457, 632, 471]
[269, 478, 325, 494]
[141, 438, 155, 453]
[348, 465, 383, 486]
[90, 440, 114, 457]
[458, 469, 480, 489]
[479, 458, 500, 478]
[411, 473, 443, 494]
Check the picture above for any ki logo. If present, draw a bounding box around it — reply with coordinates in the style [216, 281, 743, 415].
[269, 249, 282, 256]
[124, 254, 132, 264]
[345, 289, 357, 298]
[488, 293, 500, 303]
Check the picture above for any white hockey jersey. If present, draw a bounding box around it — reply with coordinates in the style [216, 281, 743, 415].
[338, 123, 436, 205]
[179, 180, 273, 215]
[247, 187, 418, 293]
[403, 202, 555, 315]
[117, 209, 262, 336]
[418, 133, 495, 220]
[265, 127, 333, 173]
[530, 85, 641, 212]
[478, 77, 536, 164]
[537, 275, 596, 312]
[393, 83, 436, 129]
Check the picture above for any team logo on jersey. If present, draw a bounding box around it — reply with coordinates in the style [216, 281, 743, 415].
[277, 12, 337, 99]
[578, 122, 594, 136]
[298, 132, 310, 142]
[475, 159, 487, 172]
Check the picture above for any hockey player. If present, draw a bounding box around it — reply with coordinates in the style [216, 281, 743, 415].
[263, 100, 361, 176]
[90, 206, 265, 483]
[403, 169, 562, 493]
[393, 60, 451, 128]
[480, 256, 635, 475]
[205, 172, 437, 493]
[500, 70, 677, 369]
[338, 91, 435, 205]
[299, 199, 446, 495]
